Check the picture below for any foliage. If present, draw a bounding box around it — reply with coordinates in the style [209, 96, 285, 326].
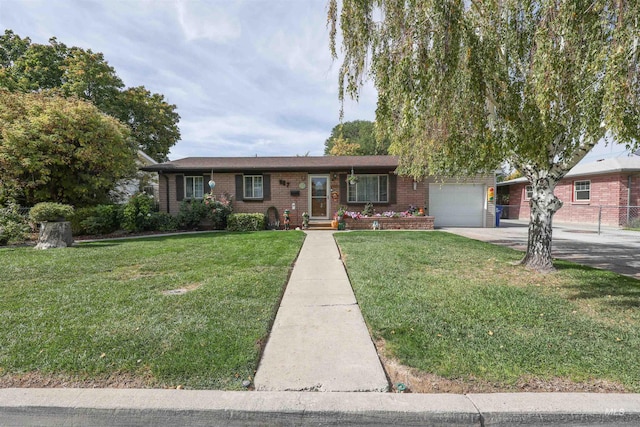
[226, 213, 266, 232]
[335, 232, 640, 392]
[72, 204, 122, 235]
[329, 1, 640, 271]
[0, 232, 305, 389]
[324, 120, 389, 156]
[362, 202, 374, 217]
[121, 193, 156, 232]
[0, 203, 30, 245]
[29, 202, 74, 222]
[0, 90, 136, 207]
[151, 212, 178, 232]
[0, 30, 180, 161]
[204, 192, 233, 230]
[176, 199, 209, 230]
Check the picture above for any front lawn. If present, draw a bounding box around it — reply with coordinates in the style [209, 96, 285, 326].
[335, 231, 640, 392]
[0, 231, 305, 390]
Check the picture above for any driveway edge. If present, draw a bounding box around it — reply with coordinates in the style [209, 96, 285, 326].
[2, 389, 640, 426]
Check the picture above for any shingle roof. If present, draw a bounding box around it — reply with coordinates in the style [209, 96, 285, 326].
[141, 155, 399, 173]
[498, 156, 640, 186]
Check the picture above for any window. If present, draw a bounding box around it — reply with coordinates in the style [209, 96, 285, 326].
[348, 175, 388, 203]
[574, 180, 591, 201]
[244, 175, 263, 199]
[185, 176, 204, 199]
[525, 185, 533, 200]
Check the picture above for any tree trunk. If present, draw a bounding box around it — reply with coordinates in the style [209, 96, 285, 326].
[519, 179, 562, 273]
[35, 221, 74, 250]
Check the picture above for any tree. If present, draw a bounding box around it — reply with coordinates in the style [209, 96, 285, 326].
[329, 1, 640, 272]
[112, 86, 181, 162]
[0, 89, 136, 207]
[0, 30, 180, 161]
[324, 120, 390, 155]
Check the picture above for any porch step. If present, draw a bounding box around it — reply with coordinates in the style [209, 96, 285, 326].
[307, 221, 334, 230]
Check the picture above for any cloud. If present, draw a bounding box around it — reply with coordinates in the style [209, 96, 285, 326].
[175, 0, 241, 43]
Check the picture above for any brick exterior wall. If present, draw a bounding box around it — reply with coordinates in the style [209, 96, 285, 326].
[504, 173, 638, 226]
[156, 170, 497, 228]
[344, 216, 435, 230]
[157, 171, 425, 229]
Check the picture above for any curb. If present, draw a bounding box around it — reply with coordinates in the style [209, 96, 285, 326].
[2, 389, 639, 426]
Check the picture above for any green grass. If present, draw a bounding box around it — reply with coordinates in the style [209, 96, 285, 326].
[335, 231, 640, 391]
[0, 231, 305, 389]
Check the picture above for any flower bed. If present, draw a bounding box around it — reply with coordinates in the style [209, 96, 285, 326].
[344, 216, 434, 230]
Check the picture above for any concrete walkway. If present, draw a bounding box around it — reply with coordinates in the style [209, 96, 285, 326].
[253, 230, 388, 392]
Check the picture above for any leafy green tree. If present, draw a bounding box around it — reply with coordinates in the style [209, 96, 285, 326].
[0, 89, 136, 207]
[61, 47, 124, 114]
[329, 0, 640, 272]
[112, 86, 181, 162]
[324, 120, 390, 155]
[0, 30, 180, 161]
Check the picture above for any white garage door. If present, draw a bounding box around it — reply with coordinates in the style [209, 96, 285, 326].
[429, 184, 485, 227]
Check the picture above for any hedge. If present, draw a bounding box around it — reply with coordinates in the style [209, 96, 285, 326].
[226, 213, 266, 232]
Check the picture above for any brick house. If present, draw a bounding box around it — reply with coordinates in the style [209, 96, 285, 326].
[142, 155, 496, 228]
[497, 156, 640, 227]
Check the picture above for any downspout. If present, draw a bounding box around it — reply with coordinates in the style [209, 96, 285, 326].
[628, 175, 632, 226]
[163, 172, 170, 214]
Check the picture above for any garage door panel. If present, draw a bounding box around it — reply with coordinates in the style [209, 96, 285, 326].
[429, 184, 484, 227]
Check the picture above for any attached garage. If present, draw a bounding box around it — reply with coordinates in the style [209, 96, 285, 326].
[429, 184, 486, 227]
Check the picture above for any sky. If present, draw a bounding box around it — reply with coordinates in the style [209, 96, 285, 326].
[0, 0, 630, 163]
[0, 0, 377, 160]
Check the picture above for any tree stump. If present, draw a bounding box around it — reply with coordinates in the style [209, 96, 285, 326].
[35, 221, 74, 249]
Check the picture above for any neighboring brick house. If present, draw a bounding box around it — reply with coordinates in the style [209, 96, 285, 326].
[142, 155, 496, 228]
[497, 156, 640, 227]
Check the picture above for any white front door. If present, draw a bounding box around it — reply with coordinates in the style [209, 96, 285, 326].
[309, 175, 330, 219]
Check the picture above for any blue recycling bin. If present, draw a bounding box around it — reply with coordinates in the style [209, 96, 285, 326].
[495, 205, 504, 227]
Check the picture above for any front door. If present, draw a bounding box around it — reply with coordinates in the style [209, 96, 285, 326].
[309, 175, 330, 219]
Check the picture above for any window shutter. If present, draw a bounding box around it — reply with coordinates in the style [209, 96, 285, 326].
[263, 174, 271, 200]
[204, 175, 210, 196]
[235, 174, 244, 201]
[339, 174, 347, 204]
[176, 175, 184, 201]
[389, 174, 397, 204]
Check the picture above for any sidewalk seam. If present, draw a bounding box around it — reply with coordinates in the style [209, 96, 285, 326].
[465, 394, 486, 427]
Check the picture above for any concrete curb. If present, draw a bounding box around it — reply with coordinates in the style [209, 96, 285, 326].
[2, 389, 639, 426]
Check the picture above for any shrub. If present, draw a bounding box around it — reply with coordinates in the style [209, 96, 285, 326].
[0, 203, 31, 245]
[70, 207, 98, 234]
[176, 199, 209, 229]
[79, 205, 121, 235]
[204, 192, 233, 229]
[29, 202, 74, 222]
[151, 212, 178, 232]
[122, 193, 156, 232]
[227, 213, 266, 232]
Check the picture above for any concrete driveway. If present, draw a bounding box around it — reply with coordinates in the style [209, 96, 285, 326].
[442, 220, 640, 279]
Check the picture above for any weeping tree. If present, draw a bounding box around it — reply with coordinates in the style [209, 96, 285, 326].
[329, 0, 640, 272]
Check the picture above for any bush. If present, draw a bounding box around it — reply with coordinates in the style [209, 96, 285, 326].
[0, 203, 31, 245]
[176, 199, 209, 229]
[151, 212, 178, 232]
[29, 202, 74, 222]
[227, 213, 266, 232]
[79, 205, 121, 235]
[122, 193, 156, 232]
[204, 193, 233, 229]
